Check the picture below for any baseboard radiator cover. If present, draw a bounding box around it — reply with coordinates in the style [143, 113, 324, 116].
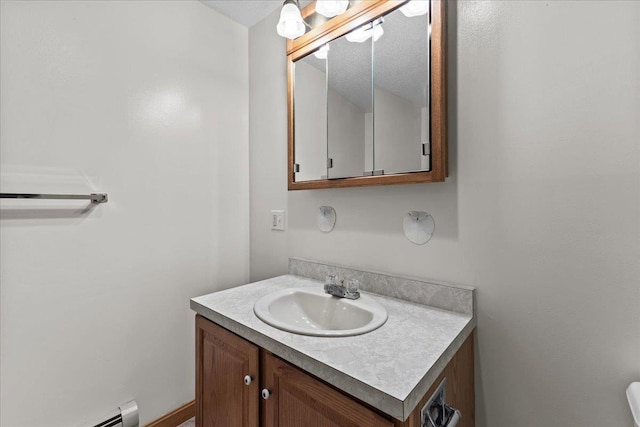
[86, 400, 139, 427]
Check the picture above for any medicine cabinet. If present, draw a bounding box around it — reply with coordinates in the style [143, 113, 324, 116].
[287, 0, 447, 190]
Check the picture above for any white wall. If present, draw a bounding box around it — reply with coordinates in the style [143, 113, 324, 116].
[249, 10, 290, 281]
[250, 2, 640, 426]
[0, 1, 249, 426]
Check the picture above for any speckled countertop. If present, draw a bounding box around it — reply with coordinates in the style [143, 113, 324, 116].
[191, 271, 475, 421]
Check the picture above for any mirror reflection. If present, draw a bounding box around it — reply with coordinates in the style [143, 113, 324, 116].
[327, 28, 373, 179]
[293, 50, 327, 182]
[373, 7, 430, 174]
[292, 3, 431, 183]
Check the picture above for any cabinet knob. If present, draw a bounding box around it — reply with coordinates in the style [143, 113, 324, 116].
[261, 389, 271, 400]
[243, 375, 253, 386]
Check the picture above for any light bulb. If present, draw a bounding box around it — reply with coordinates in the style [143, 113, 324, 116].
[315, 0, 349, 18]
[400, 0, 429, 17]
[285, 20, 298, 34]
[313, 44, 330, 59]
[345, 23, 383, 43]
[345, 25, 369, 43]
[276, 3, 305, 39]
[371, 25, 384, 42]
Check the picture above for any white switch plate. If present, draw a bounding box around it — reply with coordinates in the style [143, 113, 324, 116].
[271, 210, 285, 231]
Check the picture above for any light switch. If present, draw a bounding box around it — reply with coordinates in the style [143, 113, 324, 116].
[271, 210, 285, 231]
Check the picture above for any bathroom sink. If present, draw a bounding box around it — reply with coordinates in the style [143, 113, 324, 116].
[253, 287, 388, 337]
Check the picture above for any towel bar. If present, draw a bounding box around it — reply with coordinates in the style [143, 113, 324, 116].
[0, 192, 108, 203]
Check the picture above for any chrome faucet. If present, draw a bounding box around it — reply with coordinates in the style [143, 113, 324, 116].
[324, 275, 360, 300]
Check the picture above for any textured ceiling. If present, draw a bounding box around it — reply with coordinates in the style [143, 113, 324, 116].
[200, 1, 429, 109]
[200, 1, 281, 27]
[300, 8, 429, 111]
[200, 0, 311, 28]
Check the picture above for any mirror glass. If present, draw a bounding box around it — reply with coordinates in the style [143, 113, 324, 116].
[374, 6, 430, 174]
[291, 3, 433, 184]
[293, 49, 328, 182]
[326, 26, 373, 179]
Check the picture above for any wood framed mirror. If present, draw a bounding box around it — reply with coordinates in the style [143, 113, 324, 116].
[287, 0, 447, 190]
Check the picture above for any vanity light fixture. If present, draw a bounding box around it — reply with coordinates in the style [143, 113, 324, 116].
[276, 0, 306, 40]
[345, 21, 384, 43]
[399, 0, 429, 17]
[313, 44, 330, 59]
[276, 0, 420, 40]
[315, 0, 349, 18]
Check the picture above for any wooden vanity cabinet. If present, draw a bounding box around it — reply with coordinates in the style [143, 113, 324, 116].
[196, 315, 260, 427]
[196, 315, 475, 427]
[261, 352, 393, 427]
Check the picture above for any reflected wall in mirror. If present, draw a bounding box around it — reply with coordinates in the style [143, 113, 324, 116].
[373, 7, 430, 175]
[294, 49, 327, 182]
[327, 28, 372, 179]
[287, 0, 447, 190]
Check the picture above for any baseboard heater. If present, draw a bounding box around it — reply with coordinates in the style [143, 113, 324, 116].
[89, 400, 138, 427]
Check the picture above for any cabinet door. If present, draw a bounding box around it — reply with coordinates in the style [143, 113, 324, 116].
[196, 315, 259, 427]
[261, 352, 393, 427]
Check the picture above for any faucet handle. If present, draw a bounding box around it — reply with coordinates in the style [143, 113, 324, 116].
[324, 274, 336, 292]
[346, 279, 359, 295]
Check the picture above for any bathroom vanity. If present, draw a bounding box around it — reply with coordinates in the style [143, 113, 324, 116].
[191, 260, 476, 427]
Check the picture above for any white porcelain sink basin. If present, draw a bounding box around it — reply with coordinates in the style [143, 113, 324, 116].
[253, 287, 388, 337]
